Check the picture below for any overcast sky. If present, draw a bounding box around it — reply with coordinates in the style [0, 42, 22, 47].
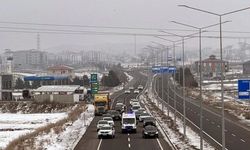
[0, 0, 250, 55]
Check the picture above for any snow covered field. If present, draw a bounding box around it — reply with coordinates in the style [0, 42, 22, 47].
[34, 105, 95, 150]
[0, 113, 67, 149]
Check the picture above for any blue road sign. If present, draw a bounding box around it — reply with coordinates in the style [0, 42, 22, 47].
[24, 76, 68, 81]
[152, 66, 176, 74]
[168, 67, 177, 73]
[238, 79, 250, 100]
[152, 66, 161, 74]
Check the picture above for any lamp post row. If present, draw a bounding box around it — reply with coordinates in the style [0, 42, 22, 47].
[150, 5, 250, 150]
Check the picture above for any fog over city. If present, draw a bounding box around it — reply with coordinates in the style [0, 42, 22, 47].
[0, 0, 250, 58]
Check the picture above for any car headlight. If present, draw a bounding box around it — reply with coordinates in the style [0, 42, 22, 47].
[144, 132, 148, 134]
[155, 131, 158, 134]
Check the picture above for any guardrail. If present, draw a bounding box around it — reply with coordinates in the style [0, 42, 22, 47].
[153, 75, 226, 150]
[136, 74, 177, 150]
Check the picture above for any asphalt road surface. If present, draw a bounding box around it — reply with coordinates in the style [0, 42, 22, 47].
[74, 71, 172, 150]
[155, 74, 250, 150]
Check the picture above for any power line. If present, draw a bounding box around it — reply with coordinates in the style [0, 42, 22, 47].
[0, 28, 250, 39]
[1, 21, 250, 34]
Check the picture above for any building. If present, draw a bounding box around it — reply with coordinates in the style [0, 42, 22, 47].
[0, 74, 13, 101]
[0, 49, 14, 73]
[33, 85, 85, 103]
[195, 55, 229, 78]
[13, 49, 48, 71]
[243, 60, 250, 75]
[47, 65, 74, 77]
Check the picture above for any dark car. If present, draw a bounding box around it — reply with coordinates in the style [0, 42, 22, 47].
[142, 125, 158, 138]
[107, 110, 121, 120]
[143, 117, 156, 127]
[135, 111, 142, 120]
[102, 113, 112, 118]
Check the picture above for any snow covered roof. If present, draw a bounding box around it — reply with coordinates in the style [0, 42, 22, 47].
[34, 85, 80, 92]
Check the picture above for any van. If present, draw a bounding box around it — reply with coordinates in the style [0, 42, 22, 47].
[121, 113, 137, 133]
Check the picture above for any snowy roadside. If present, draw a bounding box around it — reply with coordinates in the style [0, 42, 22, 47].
[0, 113, 67, 149]
[188, 86, 250, 127]
[124, 72, 133, 82]
[140, 83, 214, 150]
[34, 80, 127, 149]
[34, 105, 95, 150]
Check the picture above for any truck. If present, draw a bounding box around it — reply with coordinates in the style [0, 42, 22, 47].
[121, 113, 137, 133]
[93, 91, 111, 116]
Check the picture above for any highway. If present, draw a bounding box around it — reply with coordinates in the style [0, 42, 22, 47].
[74, 71, 172, 150]
[155, 74, 250, 150]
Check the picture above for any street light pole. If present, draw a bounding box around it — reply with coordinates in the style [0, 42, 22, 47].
[181, 36, 186, 137]
[153, 37, 177, 122]
[160, 30, 188, 138]
[171, 20, 230, 150]
[178, 5, 250, 150]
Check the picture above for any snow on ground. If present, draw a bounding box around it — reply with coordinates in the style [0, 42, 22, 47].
[124, 72, 133, 82]
[141, 84, 214, 150]
[0, 113, 67, 149]
[35, 104, 95, 150]
[34, 82, 124, 149]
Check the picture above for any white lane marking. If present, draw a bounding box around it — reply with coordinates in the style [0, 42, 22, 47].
[128, 143, 131, 148]
[128, 137, 130, 142]
[97, 139, 102, 150]
[232, 134, 236, 137]
[156, 138, 164, 150]
[217, 125, 220, 128]
[240, 139, 246, 143]
[128, 133, 130, 136]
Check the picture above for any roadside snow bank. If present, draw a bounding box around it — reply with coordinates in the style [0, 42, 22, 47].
[124, 72, 133, 82]
[0, 113, 67, 149]
[35, 105, 95, 150]
[142, 85, 214, 150]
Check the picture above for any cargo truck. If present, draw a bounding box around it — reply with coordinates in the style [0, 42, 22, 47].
[94, 91, 111, 115]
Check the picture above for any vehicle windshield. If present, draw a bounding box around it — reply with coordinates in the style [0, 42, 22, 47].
[98, 121, 108, 124]
[141, 113, 149, 116]
[144, 117, 154, 121]
[123, 118, 135, 124]
[101, 126, 112, 130]
[112, 111, 119, 115]
[132, 106, 140, 109]
[95, 101, 106, 106]
[145, 126, 156, 131]
[103, 117, 112, 121]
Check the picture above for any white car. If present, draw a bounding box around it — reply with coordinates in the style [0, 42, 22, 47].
[131, 105, 141, 113]
[139, 113, 151, 122]
[138, 108, 146, 113]
[97, 120, 109, 131]
[130, 99, 139, 105]
[103, 117, 114, 126]
[134, 89, 140, 94]
[131, 102, 140, 106]
[98, 125, 115, 139]
[125, 89, 131, 94]
[138, 85, 143, 90]
[129, 86, 134, 90]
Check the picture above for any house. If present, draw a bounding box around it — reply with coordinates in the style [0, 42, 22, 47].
[243, 60, 250, 75]
[33, 85, 86, 103]
[195, 55, 229, 78]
